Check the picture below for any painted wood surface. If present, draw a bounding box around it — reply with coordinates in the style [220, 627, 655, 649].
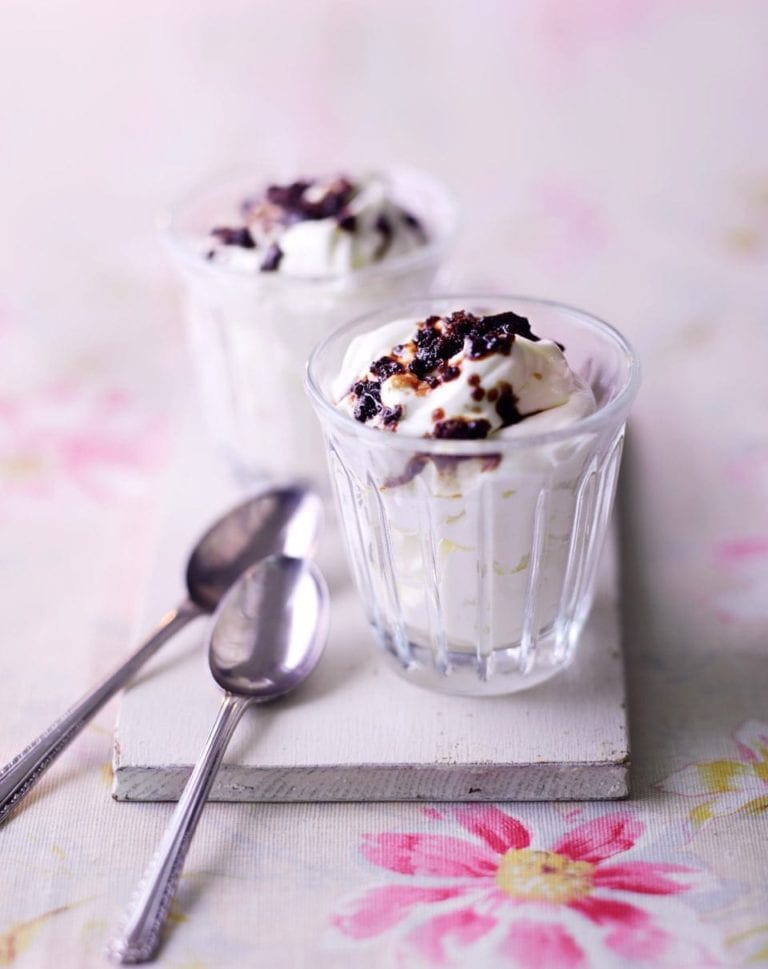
[113, 424, 628, 802]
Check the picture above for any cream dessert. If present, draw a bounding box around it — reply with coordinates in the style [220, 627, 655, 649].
[169, 167, 453, 480]
[205, 174, 427, 277]
[328, 307, 604, 690]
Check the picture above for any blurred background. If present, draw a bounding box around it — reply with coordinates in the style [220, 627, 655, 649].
[1, 0, 766, 636]
[2, 1, 766, 408]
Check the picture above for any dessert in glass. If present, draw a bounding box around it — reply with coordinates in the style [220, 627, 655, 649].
[163, 168, 456, 481]
[306, 296, 640, 695]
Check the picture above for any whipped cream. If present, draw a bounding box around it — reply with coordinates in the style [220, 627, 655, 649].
[205, 174, 427, 276]
[334, 309, 596, 441]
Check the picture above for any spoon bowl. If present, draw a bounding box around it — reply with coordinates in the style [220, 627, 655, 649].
[210, 556, 328, 698]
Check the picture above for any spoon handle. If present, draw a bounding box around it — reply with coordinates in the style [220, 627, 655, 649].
[0, 599, 202, 825]
[108, 692, 251, 964]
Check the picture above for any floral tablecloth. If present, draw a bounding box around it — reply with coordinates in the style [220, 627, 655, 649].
[1, 3, 767, 967]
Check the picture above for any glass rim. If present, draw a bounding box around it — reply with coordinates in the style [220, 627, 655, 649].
[159, 163, 459, 288]
[305, 293, 641, 453]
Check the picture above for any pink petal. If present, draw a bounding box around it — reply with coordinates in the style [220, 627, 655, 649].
[403, 906, 496, 965]
[717, 537, 768, 563]
[332, 884, 467, 940]
[605, 921, 671, 962]
[453, 806, 531, 854]
[569, 896, 670, 961]
[594, 861, 694, 895]
[499, 919, 587, 969]
[551, 813, 643, 863]
[362, 833, 498, 878]
[570, 894, 646, 927]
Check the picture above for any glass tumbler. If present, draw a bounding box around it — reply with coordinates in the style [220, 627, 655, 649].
[306, 296, 640, 696]
[163, 166, 456, 482]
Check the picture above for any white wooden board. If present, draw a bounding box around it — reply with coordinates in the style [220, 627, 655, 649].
[113, 428, 629, 802]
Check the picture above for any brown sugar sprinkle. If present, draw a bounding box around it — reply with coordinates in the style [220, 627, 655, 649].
[389, 372, 420, 392]
[432, 407, 445, 421]
[467, 374, 481, 387]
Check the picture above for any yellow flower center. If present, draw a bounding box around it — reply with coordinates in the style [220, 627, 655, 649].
[495, 849, 595, 903]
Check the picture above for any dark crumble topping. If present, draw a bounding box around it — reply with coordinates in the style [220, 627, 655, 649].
[408, 315, 465, 379]
[374, 214, 393, 259]
[344, 308, 548, 437]
[380, 404, 403, 429]
[369, 356, 404, 380]
[495, 382, 524, 426]
[265, 179, 311, 212]
[480, 311, 539, 341]
[266, 177, 356, 221]
[350, 376, 402, 430]
[351, 379, 383, 423]
[375, 214, 392, 237]
[465, 311, 537, 359]
[433, 418, 492, 440]
[260, 243, 283, 272]
[210, 175, 427, 274]
[402, 210, 427, 240]
[211, 226, 255, 248]
[212, 176, 356, 259]
[403, 309, 543, 382]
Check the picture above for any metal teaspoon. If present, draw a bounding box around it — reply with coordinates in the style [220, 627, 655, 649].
[0, 485, 322, 824]
[109, 554, 329, 963]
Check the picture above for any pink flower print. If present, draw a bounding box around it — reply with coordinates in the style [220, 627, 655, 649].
[660, 720, 768, 825]
[331, 807, 722, 967]
[0, 380, 166, 505]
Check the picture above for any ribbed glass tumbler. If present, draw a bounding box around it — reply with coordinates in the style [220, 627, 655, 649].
[163, 167, 456, 482]
[306, 296, 640, 695]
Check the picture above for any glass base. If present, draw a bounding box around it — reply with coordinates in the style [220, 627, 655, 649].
[376, 621, 582, 697]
